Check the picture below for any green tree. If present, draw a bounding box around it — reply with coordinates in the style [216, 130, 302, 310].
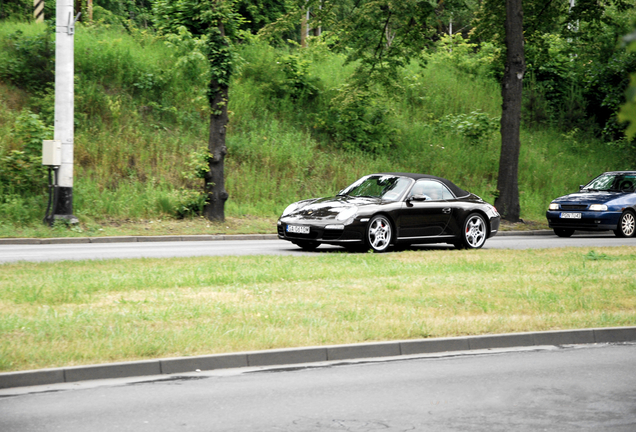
[474, 0, 634, 220]
[236, 0, 288, 34]
[153, 0, 243, 221]
[325, 0, 437, 89]
[259, 0, 459, 153]
[619, 28, 636, 140]
[92, 0, 153, 26]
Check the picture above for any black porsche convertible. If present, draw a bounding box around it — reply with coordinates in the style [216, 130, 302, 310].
[277, 173, 500, 252]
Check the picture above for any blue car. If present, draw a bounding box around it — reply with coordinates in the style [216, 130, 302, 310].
[546, 171, 636, 238]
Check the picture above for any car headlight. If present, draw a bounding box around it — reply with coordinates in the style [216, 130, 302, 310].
[336, 207, 358, 222]
[548, 203, 560, 210]
[589, 204, 608, 211]
[282, 203, 299, 217]
[485, 204, 499, 218]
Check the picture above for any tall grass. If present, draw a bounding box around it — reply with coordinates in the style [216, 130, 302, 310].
[0, 22, 627, 231]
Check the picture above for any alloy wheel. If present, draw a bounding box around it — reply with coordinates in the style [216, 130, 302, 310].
[367, 215, 392, 252]
[463, 214, 486, 249]
[617, 211, 636, 237]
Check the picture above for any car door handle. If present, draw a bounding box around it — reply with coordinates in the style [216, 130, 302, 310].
[442, 208, 451, 214]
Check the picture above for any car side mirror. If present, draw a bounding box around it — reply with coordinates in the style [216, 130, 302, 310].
[409, 194, 428, 202]
[579, 185, 585, 192]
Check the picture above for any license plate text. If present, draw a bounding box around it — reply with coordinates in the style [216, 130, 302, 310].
[287, 225, 310, 234]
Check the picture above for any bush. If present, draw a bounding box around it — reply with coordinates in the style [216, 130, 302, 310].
[275, 53, 319, 101]
[524, 33, 588, 131]
[316, 85, 395, 154]
[423, 34, 501, 81]
[239, 43, 320, 103]
[436, 111, 499, 144]
[0, 110, 51, 195]
[584, 49, 636, 140]
[0, 28, 54, 93]
[0, 150, 47, 195]
[171, 188, 207, 219]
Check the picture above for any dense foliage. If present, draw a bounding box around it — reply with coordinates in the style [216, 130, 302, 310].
[0, 1, 634, 228]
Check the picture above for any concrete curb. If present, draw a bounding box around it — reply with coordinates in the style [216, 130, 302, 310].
[2, 326, 634, 390]
[0, 230, 555, 245]
[0, 234, 280, 245]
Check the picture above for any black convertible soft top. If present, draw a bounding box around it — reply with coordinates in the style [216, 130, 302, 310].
[378, 172, 471, 198]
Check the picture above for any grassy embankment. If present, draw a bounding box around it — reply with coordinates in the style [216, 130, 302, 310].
[1, 247, 635, 372]
[0, 22, 628, 237]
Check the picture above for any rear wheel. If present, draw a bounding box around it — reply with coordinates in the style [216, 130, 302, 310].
[554, 228, 574, 238]
[366, 215, 393, 252]
[460, 213, 487, 249]
[293, 240, 320, 251]
[614, 211, 636, 237]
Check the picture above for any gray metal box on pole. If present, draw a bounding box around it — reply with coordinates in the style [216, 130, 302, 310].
[42, 140, 62, 166]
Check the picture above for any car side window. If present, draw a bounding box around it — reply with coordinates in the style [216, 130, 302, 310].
[408, 180, 454, 201]
[617, 176, 636, 192]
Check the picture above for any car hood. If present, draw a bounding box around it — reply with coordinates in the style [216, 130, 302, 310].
[552, 191, 623, 205]
[287, 195, 383, 220]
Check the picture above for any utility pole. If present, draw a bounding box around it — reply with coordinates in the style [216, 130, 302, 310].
[51, 0, 78, 224]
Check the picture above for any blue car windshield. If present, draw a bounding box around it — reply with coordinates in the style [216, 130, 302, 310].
[339, 175, 412, 201]
[584, 174, 636, 192]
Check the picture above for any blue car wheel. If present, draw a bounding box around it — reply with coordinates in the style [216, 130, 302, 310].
[615, 211, 636, 238]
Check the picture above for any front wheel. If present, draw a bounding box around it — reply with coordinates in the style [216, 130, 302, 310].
[554, 228, 574, 238]
[614, 211, 636, 238]
[460, 213, 487, 249]
[366, 215, 393, 252]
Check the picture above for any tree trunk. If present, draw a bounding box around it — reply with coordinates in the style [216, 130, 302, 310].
[203, 23, 229, 222]
[301, 8, 308, 48]
[494, 0, 525, 222]
[203, 82, 229, 221]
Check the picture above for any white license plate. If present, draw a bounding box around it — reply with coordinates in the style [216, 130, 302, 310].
[560, 212, 581, 219]
[287, 225, 310, 234]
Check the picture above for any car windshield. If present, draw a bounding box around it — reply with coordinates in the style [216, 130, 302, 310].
[339, 175, 412, 201]
[583, 174, 636, 192]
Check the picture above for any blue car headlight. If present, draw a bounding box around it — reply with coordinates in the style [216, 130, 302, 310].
[548, 203, 560, 210]
[589, 204, 608, 211]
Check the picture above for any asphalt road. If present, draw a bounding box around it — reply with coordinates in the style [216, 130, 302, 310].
[1, 343, 635, 432]
[0, 232, 633, 263]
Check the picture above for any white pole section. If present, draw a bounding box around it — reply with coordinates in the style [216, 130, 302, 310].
[53, 0, 78, 223]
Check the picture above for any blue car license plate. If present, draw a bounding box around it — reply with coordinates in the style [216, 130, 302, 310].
[560, 212, 581, 219]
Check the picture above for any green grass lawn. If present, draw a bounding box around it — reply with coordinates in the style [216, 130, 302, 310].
[1, 246, 635, 372]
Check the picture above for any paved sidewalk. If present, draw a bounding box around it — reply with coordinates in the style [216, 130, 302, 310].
[1, 326, 635, 390]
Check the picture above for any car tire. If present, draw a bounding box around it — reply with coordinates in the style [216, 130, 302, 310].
[366, 215, 393, 252]
[614, 211, 636, 238]
[554, 228, 574, 238]
[460, 213, 487, 249]
[293, 240, 320, 251]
